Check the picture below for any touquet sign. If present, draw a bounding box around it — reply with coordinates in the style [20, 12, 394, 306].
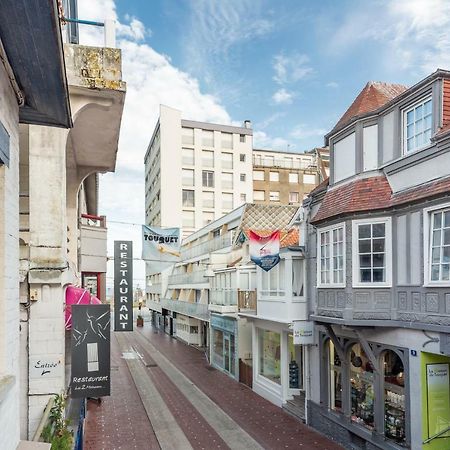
[114, 240, 133, 331]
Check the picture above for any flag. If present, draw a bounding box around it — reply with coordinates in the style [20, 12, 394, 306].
[249, 230, 280, 271]
[142, 225, 181, 273]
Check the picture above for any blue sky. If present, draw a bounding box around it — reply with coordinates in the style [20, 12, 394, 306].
[77, 0, 450, 289]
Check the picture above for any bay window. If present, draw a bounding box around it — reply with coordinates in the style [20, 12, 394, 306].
[403, 97, 432, 154]
[352, 218, 392, 287]
[317, 223, 345, 287]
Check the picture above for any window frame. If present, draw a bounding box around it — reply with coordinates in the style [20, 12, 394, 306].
[352, 217, 392, 288]
[269, 171, 279, 182]
[423, 202, 450, 286]
[253, 170, 265, 181]
[402, 95, 433, 155]
[202, 170, 214, 188]
[317, 222, 346, 288]
[182, 189, 195, 207]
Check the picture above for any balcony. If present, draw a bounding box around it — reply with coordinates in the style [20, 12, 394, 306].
[79, 214, 107, 273]
[209, 289, 256, 314]
[168, 270, 208, 286]
[181, 232, 233, 260]
[160, 298, 209, 322]
[253, 156, 317, 170]
[146, 282, 162, 295]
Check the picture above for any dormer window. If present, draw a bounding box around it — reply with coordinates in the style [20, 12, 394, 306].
[403, 97, 432, 154]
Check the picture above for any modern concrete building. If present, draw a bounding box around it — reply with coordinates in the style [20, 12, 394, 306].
[252, 148, 328, 206]
[17, 19, 125, 440]
[0, 1, 72, 449]
[305, 71, 450, 450]
[144, 105, 254, 238]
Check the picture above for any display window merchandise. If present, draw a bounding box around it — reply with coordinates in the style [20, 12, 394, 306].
[259, 330, 281, 384]
[322, 335, 408, 447]
[212, 326, 236, 376]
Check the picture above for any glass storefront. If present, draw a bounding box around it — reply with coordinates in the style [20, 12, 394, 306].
[350, 343, 375, 430]
[328, 340, 343, 412]
[288, 334, 303, 389]
[383, 350, 406, 444]
[211, 316, 236, 376]
[259, 330, 281, 384]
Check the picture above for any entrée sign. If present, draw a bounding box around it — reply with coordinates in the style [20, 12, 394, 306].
[114, 241, 133, 331]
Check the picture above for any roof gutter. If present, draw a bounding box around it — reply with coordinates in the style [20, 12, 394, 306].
[0, 36, 24, 106]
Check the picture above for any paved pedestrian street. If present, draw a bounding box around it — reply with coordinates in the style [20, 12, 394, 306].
[84, 316, 342, 450]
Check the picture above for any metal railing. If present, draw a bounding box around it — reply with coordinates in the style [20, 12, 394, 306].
[210, 289, 237, 306]
[160, 298, 209, 321]
[253, 156, 317, 170]
[168, 270, 208, 285]
[181, 232, 233, 260]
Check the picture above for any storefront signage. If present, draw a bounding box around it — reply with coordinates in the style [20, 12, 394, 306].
[29, 357, 63, 379]
[211, 314, 237, 333]
[114, 240, 133, 331]
[249, 230, 280, 272]
[71, 304, 110, 398]
[293, 321, 314, 345]
[426, 363, 450, 439]
[142, 225, 181, 274]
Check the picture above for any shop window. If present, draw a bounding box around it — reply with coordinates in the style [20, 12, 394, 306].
[383, 350, 406, 444]
[213, 329, 223, 367]
[259, 329, 281, 384]
[288, 334, 303, 389]
[328, 340, 343, 412]
[350, 343, 375, 430]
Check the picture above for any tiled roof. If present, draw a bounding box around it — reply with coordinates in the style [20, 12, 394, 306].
[330, 82, 408, 135]
[311, 175, 450, 224]
[436, 79, 450, 138]
[308, 177, 329, 196]
[241, 228, 299, 248]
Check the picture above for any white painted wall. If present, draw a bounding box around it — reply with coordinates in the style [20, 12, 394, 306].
[0, 58, 21, 450]
[382, 110, 395, 164]
[363, 125, 378, 171]
[333, 132, 356, 182]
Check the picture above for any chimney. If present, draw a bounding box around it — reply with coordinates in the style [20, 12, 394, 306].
[243, 120, 252, 129]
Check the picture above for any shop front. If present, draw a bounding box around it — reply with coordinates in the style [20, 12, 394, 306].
[252, 319, 304, 407]
[314, 330, 410, 449]
[210, 314, 238, 379]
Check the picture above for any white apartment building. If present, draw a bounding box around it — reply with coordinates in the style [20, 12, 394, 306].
[144, 105, 254, 238]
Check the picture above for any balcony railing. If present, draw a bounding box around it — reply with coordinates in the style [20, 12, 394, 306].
[160, 298, 209, 321]
[210, 289, 237, 306]
[181, 232, 233, 260]
[253, 156, 317, 170]
[168, 270, 208, 285]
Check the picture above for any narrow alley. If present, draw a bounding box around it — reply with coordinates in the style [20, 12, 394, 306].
[83, 311, 342, 450]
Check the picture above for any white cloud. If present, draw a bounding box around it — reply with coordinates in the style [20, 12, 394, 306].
[253, 131, 292, 151]
[273, 53, 313, 85]
[257, 112, 285, 130]
[272, 88, 294, 104]
[290, 124, 327, 140]
[77, 0, 232, 286]
[330, 0, 450, 74]
[326, 81, 339, 88]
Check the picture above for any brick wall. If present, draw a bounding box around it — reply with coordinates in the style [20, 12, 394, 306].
[443, 79, 450, 129]
[0, 59, 21, 449]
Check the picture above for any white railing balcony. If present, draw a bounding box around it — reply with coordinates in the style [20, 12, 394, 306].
[160, 298, 209, 321]
[252, 156, 317, 170]
[146, 283, 162, 294]
[181, 232, 233, 260]
[168, 270, 208, 285]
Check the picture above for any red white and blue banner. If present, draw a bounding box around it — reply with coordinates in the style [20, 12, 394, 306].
[249, 230, 281, 272]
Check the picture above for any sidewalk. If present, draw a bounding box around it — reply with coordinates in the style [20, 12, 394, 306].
[83, 333, 160, 450]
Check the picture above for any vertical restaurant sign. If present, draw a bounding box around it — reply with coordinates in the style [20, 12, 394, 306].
[71, 304, 110, 398]
[426, 363, 450, 439]
[141, 225, 181, 274]
[249, 230, 281, 271]
[114, 241, 133, 331]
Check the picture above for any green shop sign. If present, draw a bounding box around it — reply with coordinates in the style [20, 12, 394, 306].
[426, 363, 450, 440]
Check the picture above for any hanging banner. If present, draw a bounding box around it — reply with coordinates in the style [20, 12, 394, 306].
[71, 304, 110, 398]
[114, 241, 133, 331]
[249, 230, 280, 271]
[142, 225, 181, 273]
[293, 321, 314, 345]
[426, 363, 450, 439]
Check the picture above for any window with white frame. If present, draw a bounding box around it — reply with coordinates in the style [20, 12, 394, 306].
[182, 148, 194, 165]
[240, 173, 246, 182]
[202, 170, 214, 187]
[182, 169, 194, 186]
[202, 191, 214, 208]
[222, 172, 233, 189]
[270, 171, 279, 182]
[221, 152, 233, 169]
[240, 153, 246, 162]
[318, 224, 345, 286]
[253, 190, 265, 201]
[202, 150, 214, 168]
[289, 192, 299, 203]
[352, 218, 392, 286]
[289, 173, 299, 183]
[428, 207, 450, 282]
[269, 191, 279, 202]
[182, 189, 194, 207]
[253, 170, 265, 181]
[181, 127, 194, 145]
[403, 97, 432, 154]
[202, 129, 214, 147]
